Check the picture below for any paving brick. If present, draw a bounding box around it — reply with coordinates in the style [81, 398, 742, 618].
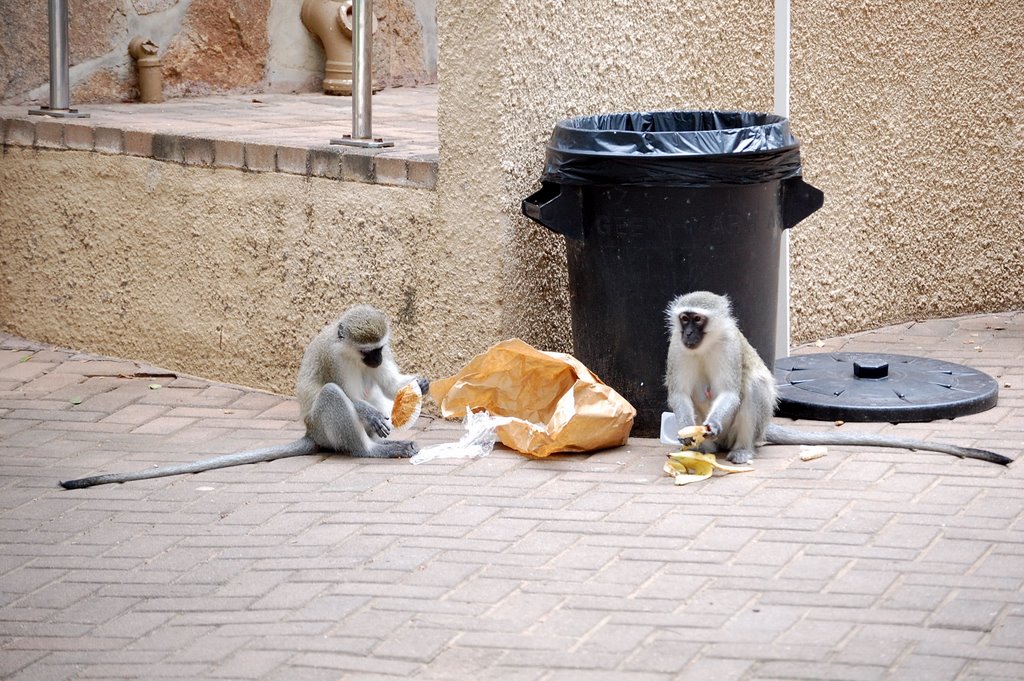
[34, 120, 64, 148]
[4, 118, 35, 145]
[407, 156, 438, 189]
[212, 649, 292, 678]
[929, 597, 1004, 631]
[214, 138, 244, 168]
[308, 148, 340, 178]
[676, 657, 754, 681]
[250, 582, 328, 610]
[123, 129, 153, 156]
[63, 123, 94, 150]
[244, 143, 277, 172]
[0, 650, 48, 679]
[275, 145, 309, 175]
[372, 623, 457, 662]
[372, 155, 409, 186]
[181, 136, 215, 166]
[151, 133, 183, 162]
[92, 126, 124, 154]
[340, 150, 374, 182]
[130, 415, 197, 434]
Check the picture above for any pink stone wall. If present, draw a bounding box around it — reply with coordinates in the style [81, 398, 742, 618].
[0, 0, 438, 105]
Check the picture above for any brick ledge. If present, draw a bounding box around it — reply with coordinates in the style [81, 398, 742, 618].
[1, 115, 437, 189]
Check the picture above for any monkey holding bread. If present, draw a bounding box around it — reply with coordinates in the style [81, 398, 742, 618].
[61, 305, 429, 489]
[664, 291, 1010, 466]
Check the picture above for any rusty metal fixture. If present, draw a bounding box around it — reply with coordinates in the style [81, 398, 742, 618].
[300, 0, 378, 96]
[128, 37, 163, 103]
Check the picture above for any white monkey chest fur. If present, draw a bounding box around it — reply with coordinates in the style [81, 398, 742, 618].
[342, 367, 392, 413]
[683, 367, 715, 420]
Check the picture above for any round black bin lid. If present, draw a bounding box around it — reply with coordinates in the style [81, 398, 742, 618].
[773, 352, 999, 422]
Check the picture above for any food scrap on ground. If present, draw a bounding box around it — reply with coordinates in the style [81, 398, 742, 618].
[663, 450, 754, 486]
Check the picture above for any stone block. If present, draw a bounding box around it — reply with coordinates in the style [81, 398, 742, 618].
[276, 145, 309, 175]
[181, 137, 215, 166]
[34, 120, 64, 148]
[372, 156, 409, 187]
[123, 130, 154, 157]
[152, 134, 184, 163]
[63, 124, 95, 151]
[4, 119, 35, 146]
[93, 127, 124, 155]
[340, 152, 374, 183]
[309, 148, 341, 179]
[407, 157, 438, 190]
[244, 143, 276, 172]
[213, 139, 244, 169]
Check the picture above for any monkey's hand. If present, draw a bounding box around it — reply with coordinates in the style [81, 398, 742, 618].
[416, 377, 430, 396]
[355, 400, 391, 438]
[677, 424, 708, 450]
[703, 419, 723, 441]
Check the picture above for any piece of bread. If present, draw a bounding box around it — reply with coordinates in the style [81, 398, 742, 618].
[391, 381, 423, 430]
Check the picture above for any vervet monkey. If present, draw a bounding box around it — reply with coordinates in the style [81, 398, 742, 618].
[60, 305, 428, 489]
[665, 291, 1011, 466]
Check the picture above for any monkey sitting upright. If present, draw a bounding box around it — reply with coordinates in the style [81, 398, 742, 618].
[60, 305, 429, 489]
[665, 291, 1011, 466]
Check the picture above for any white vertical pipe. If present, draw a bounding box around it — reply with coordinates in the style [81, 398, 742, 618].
[774, 0, 791, 360]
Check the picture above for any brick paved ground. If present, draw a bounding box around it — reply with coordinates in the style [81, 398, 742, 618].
[1, 311, 1021, 680]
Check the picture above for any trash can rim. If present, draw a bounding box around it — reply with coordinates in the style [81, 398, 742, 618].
[543, 143, 803, 160]
[554, 109, 791, 133]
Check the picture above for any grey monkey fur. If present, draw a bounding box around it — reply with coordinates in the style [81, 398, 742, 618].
[665, 291, 1010, 466]
[61, 305, 426, 489]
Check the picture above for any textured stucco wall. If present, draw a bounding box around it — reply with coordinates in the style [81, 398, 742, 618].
[437, 0, 778, 354]
[0, 149, 451, 393]
[786, 0, 1023, 342]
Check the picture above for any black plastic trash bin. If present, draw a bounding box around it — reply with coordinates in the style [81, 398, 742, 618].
[522, 110, 824, 437]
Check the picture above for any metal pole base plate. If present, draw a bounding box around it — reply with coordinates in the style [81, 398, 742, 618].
[29, 107, 90, 118]
[330, 135, 394, 149]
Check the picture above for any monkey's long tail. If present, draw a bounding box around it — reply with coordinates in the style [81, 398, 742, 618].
[59, 436, 320, 489]
[764, 424, 1011, 466]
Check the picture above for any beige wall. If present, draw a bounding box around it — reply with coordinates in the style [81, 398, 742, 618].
[0, 151, 450, 392]
[787, 0, 1023, 341]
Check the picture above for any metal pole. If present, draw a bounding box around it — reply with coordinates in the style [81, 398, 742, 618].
[773, 0, 790, 359]
[49, 0, 70, 110]
[331, 0, 392, 147]
[351, 0, 371, 138]
[29, 0, 89, 118]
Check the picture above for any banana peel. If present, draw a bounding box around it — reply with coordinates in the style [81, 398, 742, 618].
[664, 450, 754, 486]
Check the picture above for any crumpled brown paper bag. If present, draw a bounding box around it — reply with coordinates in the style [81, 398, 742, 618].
[428, 338, 636, 458]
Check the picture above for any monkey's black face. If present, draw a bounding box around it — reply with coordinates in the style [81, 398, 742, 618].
[361, 346, 384, 368]
[678, 312, 706, 349]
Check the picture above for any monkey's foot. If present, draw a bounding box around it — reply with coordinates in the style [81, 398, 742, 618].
[726, 449, 754, 465]
[384, 440, 419, 458]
